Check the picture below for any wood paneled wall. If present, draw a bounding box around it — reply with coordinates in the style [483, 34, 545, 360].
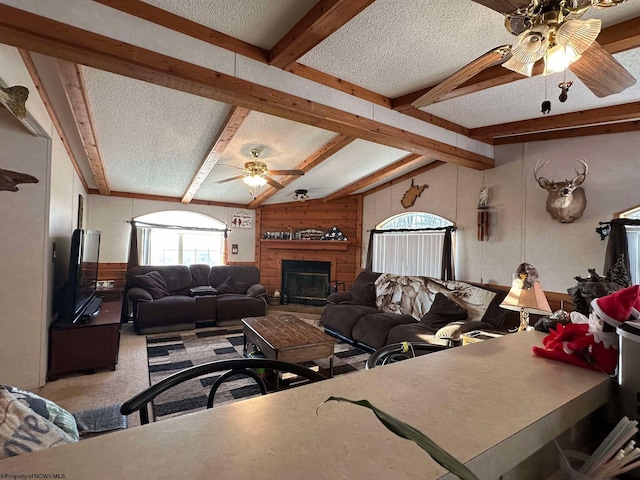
[97, 262, 127, 290]
[256, 196, 363, 293]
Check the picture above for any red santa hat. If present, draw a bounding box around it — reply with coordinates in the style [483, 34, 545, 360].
[591, 285, 640, 328]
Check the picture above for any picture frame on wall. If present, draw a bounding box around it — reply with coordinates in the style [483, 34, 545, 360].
[77, 194, 84, 229]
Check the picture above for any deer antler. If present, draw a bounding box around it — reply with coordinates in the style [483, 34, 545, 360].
[574, 157, 588, 181]
[533, 158, 550, 186]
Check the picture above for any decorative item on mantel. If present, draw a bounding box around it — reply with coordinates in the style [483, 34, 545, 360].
[477, 184, 490, 241]
[321, 226, 348, 241]
[400, 179, 428, 209]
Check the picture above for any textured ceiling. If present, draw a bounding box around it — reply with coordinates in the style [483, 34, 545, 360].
[14, 0, 640, 207]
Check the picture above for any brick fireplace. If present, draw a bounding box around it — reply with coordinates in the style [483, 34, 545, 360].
[281, 260, 331, 305]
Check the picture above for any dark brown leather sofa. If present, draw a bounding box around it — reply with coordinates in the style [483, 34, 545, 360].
[125, 264, 267, 334]
[321, 270, 517, 352]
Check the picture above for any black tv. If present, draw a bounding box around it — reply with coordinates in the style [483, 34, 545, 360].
[59, 229, 102, 324]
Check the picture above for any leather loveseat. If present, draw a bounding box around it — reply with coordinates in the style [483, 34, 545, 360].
[125, 264, 267, 334]
[321, 270, 518, 352]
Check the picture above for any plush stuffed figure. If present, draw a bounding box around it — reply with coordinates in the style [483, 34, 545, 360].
[532, 285, 640, 375]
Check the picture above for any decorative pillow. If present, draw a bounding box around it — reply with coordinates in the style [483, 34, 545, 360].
[349, 282, 376, 307]
[420, 293, 468, 329]
[135, 271, 170, 300]
[2, 385, 79, 441]
[0, 387, 77, 459]
[217, 276, 248, 294]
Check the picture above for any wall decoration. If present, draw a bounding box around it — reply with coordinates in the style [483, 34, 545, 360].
[477, 185, 490, 241]
[0, 85, 29, 120]
[534, 158, 588, 223]
[0, 167, 39, 192]
[231, 211, 252, 228]
[400, 179, 428, 209]
[77, 194, 84, 229]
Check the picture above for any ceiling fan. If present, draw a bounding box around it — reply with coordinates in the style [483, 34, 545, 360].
[213, 149, 304, 190]
[412, 0, 636, 109]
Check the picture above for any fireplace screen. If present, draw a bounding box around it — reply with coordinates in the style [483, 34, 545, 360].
[281, 260, 331, 305]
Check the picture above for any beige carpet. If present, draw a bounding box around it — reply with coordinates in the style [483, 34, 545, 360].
[36, 303, 325, 427]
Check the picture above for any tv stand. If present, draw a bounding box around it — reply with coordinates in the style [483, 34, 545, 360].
[48, 303, 120, 381]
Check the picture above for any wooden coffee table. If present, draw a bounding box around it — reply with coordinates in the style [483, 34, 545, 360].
[242, 314, 336, 383]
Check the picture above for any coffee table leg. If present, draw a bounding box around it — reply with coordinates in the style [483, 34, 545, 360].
[329, 355, 334, 378]
[243, 331, 247, 357]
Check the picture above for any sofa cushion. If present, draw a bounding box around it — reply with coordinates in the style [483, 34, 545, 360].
[215, 294, 266, 321]
[135, 271, 170, 300]
[420, 293, 468, 330]
[216, 276, 249, 294]
[209, 266, 260, 288]
[351, 312, 418, 350]
[127, 265, 192, 294]
[135, 295, 197, 332]
[188, 264, 211, 288]
[321, 303, 380, 338]
[350, 281, 376, 307]
[387, 322, 440, 345]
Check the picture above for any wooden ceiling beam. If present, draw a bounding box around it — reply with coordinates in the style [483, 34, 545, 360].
[392, 16, 640, 111]
[17, 50, 90, 192]
[362, 161, 446, 197]
[57, 60, 111, 195]
[88, 188, 248, 209]
[470, 101, 640, 142]
[181, 106, 250, 203]
[493, 120, 640, 145]
[0, 6, 493, 171]
[323, 153, 426, 202]
[248, 134, 356, 208]
[269, 0, 375, 69]
[92, 0, 269, 63]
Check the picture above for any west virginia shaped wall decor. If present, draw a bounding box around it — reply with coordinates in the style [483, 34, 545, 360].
[0, 168, 39, 192]
[401, 179, 428, 209]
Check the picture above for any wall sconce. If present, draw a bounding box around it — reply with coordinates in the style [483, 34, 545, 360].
[293, 189, 309, 202]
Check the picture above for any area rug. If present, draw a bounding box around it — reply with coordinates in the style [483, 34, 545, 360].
[146, 314, 369, 422]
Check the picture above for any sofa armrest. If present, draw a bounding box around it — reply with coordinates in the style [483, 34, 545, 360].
[247, 284, 267, 298]
[326, 292, 353, 304]
[128, 287, 153, 302]
[434, 321, 497, 339]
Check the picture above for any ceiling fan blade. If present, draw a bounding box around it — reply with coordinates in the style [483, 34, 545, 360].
[412, 45, 512, 108]
[569, 41, 636, 98]
[212, 175, 245, 184]
[267, 169, 305, 176]
[471, 0, 531, 14]
[265, 176, 285, 189]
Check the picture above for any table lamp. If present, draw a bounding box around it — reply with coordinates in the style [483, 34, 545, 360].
[500, 263, 552, 332]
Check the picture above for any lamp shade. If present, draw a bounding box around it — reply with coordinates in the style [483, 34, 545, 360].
[243, 175, 267, 188]
[500, 279, 552, 315]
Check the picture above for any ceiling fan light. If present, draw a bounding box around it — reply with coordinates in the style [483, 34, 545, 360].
[544, 44, 580, 75]
[243, 175, 267, 188]
[503, 56, 535, 77]
[556, 19, 601, 56]
[510, 25, 550, 64]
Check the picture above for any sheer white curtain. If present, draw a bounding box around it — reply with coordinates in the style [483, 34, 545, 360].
[372, 231, 445, 277]
[627, 226, 640, 284]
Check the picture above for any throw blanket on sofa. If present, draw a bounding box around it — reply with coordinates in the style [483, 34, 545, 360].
[374, 274, 497, 321]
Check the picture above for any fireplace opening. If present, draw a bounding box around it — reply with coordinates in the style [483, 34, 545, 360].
[281, 260, 331, 305]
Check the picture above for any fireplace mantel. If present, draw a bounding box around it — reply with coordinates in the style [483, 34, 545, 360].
[260, 240, 350, 251]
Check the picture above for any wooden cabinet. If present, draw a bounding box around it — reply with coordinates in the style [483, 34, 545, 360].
[48, 313, 121, 381]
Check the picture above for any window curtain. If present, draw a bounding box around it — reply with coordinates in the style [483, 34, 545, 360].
[365, 226, 455, 280]
[604, 218, 640, 284]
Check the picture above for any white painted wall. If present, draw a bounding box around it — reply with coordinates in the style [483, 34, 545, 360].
[0, 43, 85, 389]
[363, 132, 640, 294]
[87, 196, 256, 263]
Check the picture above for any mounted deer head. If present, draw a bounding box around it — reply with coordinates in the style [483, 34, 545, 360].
[534, 158, 588, 223]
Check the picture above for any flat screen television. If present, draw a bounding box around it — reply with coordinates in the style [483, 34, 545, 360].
[58, 229, 102, 324]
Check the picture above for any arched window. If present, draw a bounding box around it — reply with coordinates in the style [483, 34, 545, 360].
[135, 211, 226, 266]
[371, 212, 454, 278]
